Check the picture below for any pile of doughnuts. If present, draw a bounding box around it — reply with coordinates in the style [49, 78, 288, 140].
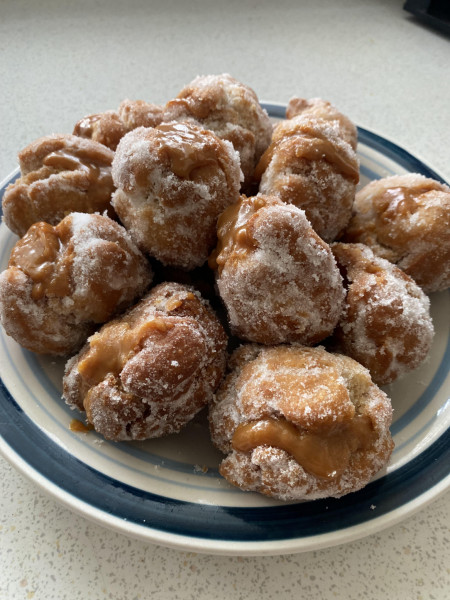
[1, 74, 449, 502]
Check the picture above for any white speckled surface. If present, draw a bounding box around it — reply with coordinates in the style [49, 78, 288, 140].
[1, 0, 449, 598]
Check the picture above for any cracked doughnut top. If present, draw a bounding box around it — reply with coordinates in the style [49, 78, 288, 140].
[331, 242, 434, 385]
[286, 97, 358, 150]
[341, 174, 450, 292]
[2, 134, 116, 237]
[73, 99, 165, 151]
[255, 116, 359, 242]
[63, 282, 228, 441]
[210, 194, 345, 345]
[164, 73, 273, 183]
[0, 212, 152, 355]
[209, 344, 394, 501]
[111, 121, 242, 269]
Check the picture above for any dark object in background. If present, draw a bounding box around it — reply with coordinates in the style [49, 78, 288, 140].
[404, 0, 450, 36]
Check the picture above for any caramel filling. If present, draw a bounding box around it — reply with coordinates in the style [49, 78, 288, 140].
[9, 222, 71, 300]
[254, 123, 359, 182]
[43, 146, 111, 186]
[69, 419, 94, 433]
[156, 122, 219, 179]
[73, 114, 103, 138]
[232, 415, 376, 479]
[379, 184, 439, 216]
[78, 317, 172, 386]
[209, 196, 266, 271]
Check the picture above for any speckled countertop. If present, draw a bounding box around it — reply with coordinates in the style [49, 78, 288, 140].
[1, 1, 449, 598]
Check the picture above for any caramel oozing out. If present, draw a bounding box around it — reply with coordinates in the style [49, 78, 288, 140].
[78, 317, 173, 387]
[155, 122, 219, 179]
[9, 222, 71, 300]
[209, 196, 266, 271]
[379, 184, 439, 217]
[232, 415, 376, 479]
[254, 123, 359, 182]
[43, 146, 111, 188]
[69, 418, 94, 433]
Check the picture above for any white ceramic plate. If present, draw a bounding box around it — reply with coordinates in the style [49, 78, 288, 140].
[0, 103, 449, 556]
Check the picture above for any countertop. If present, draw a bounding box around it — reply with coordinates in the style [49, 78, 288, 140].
[1, 1, 449, 598]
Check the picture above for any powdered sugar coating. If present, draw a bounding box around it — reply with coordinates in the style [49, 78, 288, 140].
[342, 174, 450, 292]
[331, 243, 434, 385]
[2, 134, 116, 237]
[164, 73, 273, 183]
[111, 121, 242, 269]
[213, 194, 345, 345]
[209, 344, 394, 501]
[63, 282, 228, 441]
[256, 116, 360, 242]
[0, 212, 152, 355]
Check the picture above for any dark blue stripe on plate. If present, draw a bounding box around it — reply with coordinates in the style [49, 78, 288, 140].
[1, 378, 449, 541]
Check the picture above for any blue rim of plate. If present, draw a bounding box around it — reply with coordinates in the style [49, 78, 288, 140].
[0, 104, 449, 552]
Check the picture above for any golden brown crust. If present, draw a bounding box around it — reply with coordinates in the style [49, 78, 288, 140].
[0, 213, 152, 355]
[111, 121, 242, 269]
[2, 134, 116, 237]
[255, 116, 359, 242]
[164, 74, 273, 183]
[286, 97, 358, 149]
[63, 282, 228, 441]
[341, 174, 450, 292]
[73, 100, 165, 151]
[209, 345, 394, 501]
[330, 242, 434, 385]
[212, 194, 345, 345]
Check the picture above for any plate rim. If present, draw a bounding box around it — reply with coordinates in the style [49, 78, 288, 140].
[0, 109, 449, 556]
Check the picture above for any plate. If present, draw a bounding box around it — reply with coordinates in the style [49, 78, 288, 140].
[0, 103, 449, 556]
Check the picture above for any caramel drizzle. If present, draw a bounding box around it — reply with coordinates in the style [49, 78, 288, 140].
[73, 114, 103, 138]
[232, 415, 376, 479]
[43, 147, 111, 184]
[155, 122, 219, 179]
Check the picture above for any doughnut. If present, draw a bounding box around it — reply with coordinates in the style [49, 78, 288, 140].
[73, 99, 165, 151]
[341, 174, 450, 292]
[0, 212, 152, 355]
[111, 121, 242, 269]
[330, 242, 434, 385]
[2, 134, 115, 237]
[164, 73, 273, 184]
[254, 116, 360, 242]
[63, 282, 228, 441]
[286, 97, 358, 149]
[209, 344, 394, 501]
[210, 194, 345, 345]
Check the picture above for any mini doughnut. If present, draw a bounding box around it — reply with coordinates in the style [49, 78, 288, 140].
[73, 99, 165, 151]
[254, 116, 360, 242]
[210, 194, 345, 345]
[209, 344, 394, 501]
[63, 282, 228, 441]
[341, 174, 450, 292]
[330, 242, 434, 385]
[0, 212, 152, 355]
[286, 97, 358, 149]
[164, 73, 273, 183]
[111, 121, 242, 269]
[2, 134, 115, 237]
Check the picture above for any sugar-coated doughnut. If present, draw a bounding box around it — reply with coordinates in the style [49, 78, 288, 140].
[111, 121, 242, 269]
[2, 134, 116, 237]
[286, 97, 358, 149]
[0, 213, 152, 355]
[63, 282, 228, 441]
[164, 73, 273, 183]
[341, 174, 450, 292]
[210, 194, 345, 345]
[209, 344, 394, 501]
[330, 242, 434, 385]
[255, 116, 359, 242]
